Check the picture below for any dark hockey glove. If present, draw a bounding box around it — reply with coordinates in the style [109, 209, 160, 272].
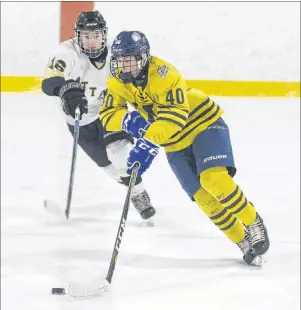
[59, 79, 88, 119]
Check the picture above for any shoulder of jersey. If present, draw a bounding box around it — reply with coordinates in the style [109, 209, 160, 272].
[106, 73, 123, 92]
[52, 38, 81, 60]
[149, 56, 183, 91]
[150, 56, 181, 78]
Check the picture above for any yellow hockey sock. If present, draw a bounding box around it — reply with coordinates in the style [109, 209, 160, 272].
[193, 187, 245, 243]
[200, 166, 256, 226]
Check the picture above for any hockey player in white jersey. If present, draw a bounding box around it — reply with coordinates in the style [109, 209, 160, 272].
[41, 11, 156, 220]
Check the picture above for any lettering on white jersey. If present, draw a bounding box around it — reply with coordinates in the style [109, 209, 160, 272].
[81, 81, 97, 97]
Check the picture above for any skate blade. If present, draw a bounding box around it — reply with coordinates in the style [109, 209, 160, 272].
[141, 217, 155, 227]
[251, 254, 268, 267]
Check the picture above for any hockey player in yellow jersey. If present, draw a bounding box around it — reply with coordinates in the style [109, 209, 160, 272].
[99, 30, 270, 266]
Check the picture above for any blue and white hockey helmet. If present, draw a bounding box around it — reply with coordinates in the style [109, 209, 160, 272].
[110, 31, 150, 83]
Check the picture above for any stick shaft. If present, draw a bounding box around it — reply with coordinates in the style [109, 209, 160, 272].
[65, 106, 81, 219]
[105, 163, 139, 284]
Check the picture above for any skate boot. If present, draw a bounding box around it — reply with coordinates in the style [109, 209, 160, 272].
[237, 235, 252, 259]
[243, 213, 270, 266]
[131, 190, 156, 220]
[237, 233, 264, 266]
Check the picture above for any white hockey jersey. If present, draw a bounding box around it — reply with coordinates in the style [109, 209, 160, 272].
[44, 39, 109, 126]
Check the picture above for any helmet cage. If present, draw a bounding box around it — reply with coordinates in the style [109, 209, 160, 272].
[76, 27, 107, 58]
[110, 51, 149, 84]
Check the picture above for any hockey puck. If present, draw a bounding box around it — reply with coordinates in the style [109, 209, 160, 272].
[51, 288, 66, 295]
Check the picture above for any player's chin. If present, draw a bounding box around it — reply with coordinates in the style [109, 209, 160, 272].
[132, 70, 140, 78]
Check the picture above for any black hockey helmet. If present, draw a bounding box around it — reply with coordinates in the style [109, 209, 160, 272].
[75, 11, 108, 59]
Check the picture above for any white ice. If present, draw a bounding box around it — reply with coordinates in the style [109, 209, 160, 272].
[1, 93, 300, 310]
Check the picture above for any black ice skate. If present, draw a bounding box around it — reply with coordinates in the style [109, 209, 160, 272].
[131, 190, 156, 220]
[243, 213, 270, 266]
[236, 234, 265, 266]
[237, 236, 251, 258]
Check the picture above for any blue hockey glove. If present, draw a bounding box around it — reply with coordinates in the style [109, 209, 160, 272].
[127, 138, 159, 176]
[122, 111, 150, 139]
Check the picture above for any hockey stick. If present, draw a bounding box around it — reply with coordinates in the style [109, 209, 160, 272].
[64, 105, 81, 219]
[44, 106, 81, 219]
[68, 162, 140, 298]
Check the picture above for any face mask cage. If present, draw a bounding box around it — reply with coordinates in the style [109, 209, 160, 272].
[76, 28, 107, 58]
[110, 52, 149, 83]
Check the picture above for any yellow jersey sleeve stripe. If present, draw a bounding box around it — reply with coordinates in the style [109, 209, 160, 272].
[101, 109, 127, 131]
[103, 100, 113, 108]
[189, 97, 211, 117]
[168, 101, 217, 140]
[157, 117, 186, 128]
[144, 120, 183, 145]
[101, 113, 114, 128]
[99, 108, 115, 122]
[158, 105, 189, 115]
[157, 110, 188, 122]
[184, 101, 216, 129]
[103, 111, 118, 129]
[161, 105, 221, 147]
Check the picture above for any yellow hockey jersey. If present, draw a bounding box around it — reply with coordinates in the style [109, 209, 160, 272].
[100, 56, 224, 152]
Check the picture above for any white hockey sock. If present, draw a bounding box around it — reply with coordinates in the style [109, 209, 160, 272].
[102, 164, 121, 182]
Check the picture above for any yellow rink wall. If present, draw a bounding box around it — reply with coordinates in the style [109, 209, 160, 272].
[0, 76, 300, 97]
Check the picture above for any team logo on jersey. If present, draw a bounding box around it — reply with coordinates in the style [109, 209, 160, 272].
[157, 65, 169, 79]
[132, 32, 141, 42]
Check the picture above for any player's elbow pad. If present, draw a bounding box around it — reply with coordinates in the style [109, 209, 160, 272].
[41, 76, 65, 96]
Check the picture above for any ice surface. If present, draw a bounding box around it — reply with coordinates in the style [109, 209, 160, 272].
[1, 93, 300, 310]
